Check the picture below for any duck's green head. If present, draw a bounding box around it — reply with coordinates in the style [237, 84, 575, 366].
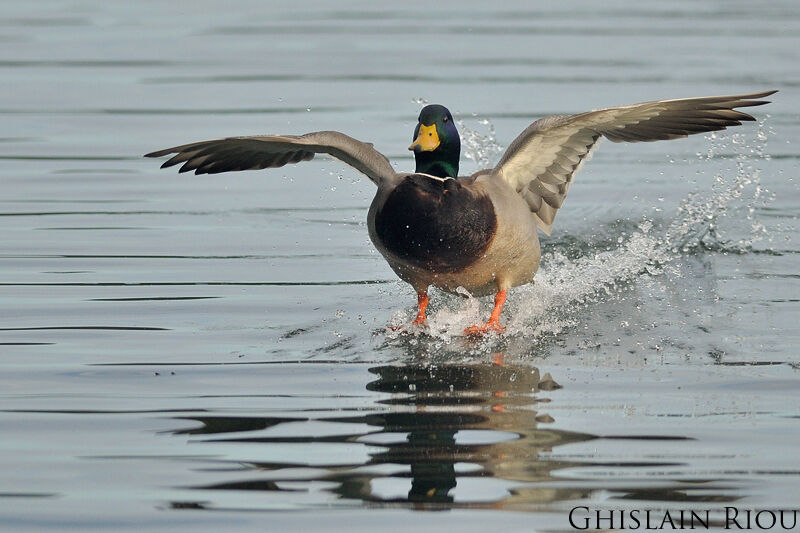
[408, 104, 460, 178]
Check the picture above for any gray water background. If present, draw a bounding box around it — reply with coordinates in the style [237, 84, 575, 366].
[1, 1, 799, 531]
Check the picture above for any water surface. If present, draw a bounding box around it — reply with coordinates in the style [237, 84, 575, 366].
[1, 1, 799, 531]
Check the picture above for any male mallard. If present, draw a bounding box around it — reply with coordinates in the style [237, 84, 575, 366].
[146, 90, 775, 334]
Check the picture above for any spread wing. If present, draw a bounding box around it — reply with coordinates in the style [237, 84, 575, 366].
[145, 131, 397, 185]
[492, 90, 777, 235]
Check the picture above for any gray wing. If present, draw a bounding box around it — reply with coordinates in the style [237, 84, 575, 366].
[145, 130, 397, 185]
[491, 90, 776, 235]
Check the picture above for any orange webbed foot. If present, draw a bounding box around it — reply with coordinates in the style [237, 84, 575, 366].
[464, 320, 506, 336]
[464, 289, 508, 336]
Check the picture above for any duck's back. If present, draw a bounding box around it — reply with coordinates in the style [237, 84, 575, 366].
[373, 174, 496, 273]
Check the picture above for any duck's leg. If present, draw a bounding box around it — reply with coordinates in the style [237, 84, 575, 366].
[465, 289, 507, 335]
[390, 290, 429, 331]
[412, 291, 429, 325]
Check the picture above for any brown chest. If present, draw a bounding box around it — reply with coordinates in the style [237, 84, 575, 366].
[373, 175, 497, 273]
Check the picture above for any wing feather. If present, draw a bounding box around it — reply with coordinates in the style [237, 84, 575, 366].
[146, 131, 396, 185]
[492, 90, 776, 234]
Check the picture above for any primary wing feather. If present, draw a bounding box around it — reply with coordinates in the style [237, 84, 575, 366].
[145, 131, 396, 185]
[493, 90, 776, 234]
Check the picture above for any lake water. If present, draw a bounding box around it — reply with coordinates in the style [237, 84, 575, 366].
[1, 1, 799, 531]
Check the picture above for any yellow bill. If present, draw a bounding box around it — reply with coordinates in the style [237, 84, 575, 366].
[408, 124, 440, 152]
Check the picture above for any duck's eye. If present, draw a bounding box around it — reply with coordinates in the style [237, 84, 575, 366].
[429, 132, 433, 136]
[443, 116, 449, 122]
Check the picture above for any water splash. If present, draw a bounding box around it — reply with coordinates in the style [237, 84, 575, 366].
[385, 117, 774, 348]
[456, 116, 504, 170]
[667, 121, 775, 254]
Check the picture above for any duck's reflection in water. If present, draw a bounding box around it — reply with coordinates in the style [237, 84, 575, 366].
[170, 354, 735, 510]
[171, 354, 601, 509]
[342, 354, 593, 507]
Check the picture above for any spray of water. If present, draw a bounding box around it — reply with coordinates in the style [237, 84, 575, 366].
[389, 103, 774, 347]
[457, 116, 505, 170]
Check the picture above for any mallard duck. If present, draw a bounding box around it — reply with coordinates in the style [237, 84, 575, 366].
[146, 90, 776, 334]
